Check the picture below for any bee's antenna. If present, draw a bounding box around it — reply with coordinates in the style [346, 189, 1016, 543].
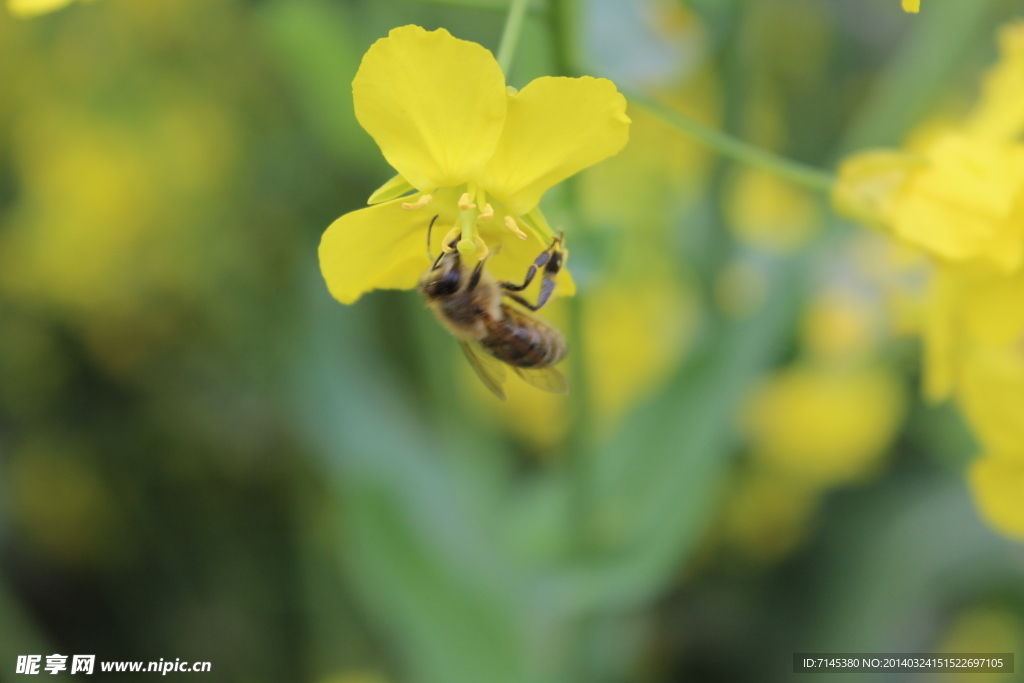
[426, 215, 439, 262]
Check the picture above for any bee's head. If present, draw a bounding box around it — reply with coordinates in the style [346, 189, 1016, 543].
[419, 251, 463, 300]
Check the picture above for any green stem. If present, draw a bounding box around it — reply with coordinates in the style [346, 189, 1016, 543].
[628, 93, 837, 194]
[495, 0, 531, 74]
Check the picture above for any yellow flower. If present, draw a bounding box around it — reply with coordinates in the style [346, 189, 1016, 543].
[902, 0, 920, 12]
[969, 454, 1024, 540]
[958, 345, 1024, 454]
[922, 264, 1024, 401]
[834, 22, 1024, 274]
[725, 168, 820, 252]
[721, 471, 819, 564]
[745, 364, 906, 487]
[837, 133, 1024, 272]
[7, 0, 93, 17]
[318, 26, 630, 304]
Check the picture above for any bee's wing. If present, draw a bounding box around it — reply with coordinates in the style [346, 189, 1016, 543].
[459, 340, 507, 401]
[512, 364, 570, 395]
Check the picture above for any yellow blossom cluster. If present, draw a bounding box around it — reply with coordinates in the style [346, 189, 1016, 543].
[835, 21, 1024, 540]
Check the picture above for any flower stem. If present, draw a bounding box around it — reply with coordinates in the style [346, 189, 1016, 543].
[629, 93, 837, 194]
[496, 0, 531, 74]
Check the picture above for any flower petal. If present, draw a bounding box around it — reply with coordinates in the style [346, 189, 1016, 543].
[832, 149, 920, 229]
[969, 454, 1024, 539]
[967, 20, 1024, 142]
[352, 26, 507, 191]
[319, 193, 459, 304]
[960, 347, 1024, 454]
[480, 76, 631, 216]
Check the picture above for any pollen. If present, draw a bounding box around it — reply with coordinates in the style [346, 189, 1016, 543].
[478, 203, 495, 222]
[458, 193, 476, 211]
[401, 194, 433, 210]
[504, 215, 529, 240]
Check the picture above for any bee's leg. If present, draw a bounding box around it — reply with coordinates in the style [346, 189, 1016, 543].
[500, 240, 565, 311]
[467, 257, 487, 291]
[504, 273, 557, 311]
[503, 292, 545, 312]
[500, 238, 561, 292]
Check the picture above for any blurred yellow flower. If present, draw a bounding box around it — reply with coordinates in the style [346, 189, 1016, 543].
[584, 265, 695, 426]
[958, 347, 1024, 455]
[902, 0, 920, 13]
[7, 0, 92, 17]
[922, 265, 1024, 400]
[800, 292, 876, 363]
[746, 365, 905, 486]
[969, 454, 1024, 540]
[725, 168, 820, 252]
[835, 22, 1024, 273]
[838, 134, 1024, 272]
[319, 25, 630, 304]
[721, 471, 819, 564]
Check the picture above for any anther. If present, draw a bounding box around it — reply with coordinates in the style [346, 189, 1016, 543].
[458, 193, 476, 211]
[478, 203, 494, 222]
[504, 215, 528, 240]
[440, 226, 462, 253]
[402, 194, 433, 210]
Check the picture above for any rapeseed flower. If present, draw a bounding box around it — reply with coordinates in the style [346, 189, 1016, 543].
[745, 364, 905, 486]
[902, 0, 920, 13]
[725, 168, 821, 252]
[319, 25, 630, 305]
[834, 22, 1024, 274]
[836, 21, 1024, 541]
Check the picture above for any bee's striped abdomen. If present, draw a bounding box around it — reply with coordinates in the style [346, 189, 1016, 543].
[481, 304, 566, 368]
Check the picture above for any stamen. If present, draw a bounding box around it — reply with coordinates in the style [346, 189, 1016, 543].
[504, 215, 528, 240]
[402, 194, 433, 210]
[440, 226, 462, 253]
[478, 203, 494, 222]
[458, 193, 476, 211]
[457, 235, 490, 259]
[472, 234, 490, 260]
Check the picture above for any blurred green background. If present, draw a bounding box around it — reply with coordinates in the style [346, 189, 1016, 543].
[1, 0, 1023, 681]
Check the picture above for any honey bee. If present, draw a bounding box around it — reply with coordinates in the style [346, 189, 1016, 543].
[418, 215, 569, 400]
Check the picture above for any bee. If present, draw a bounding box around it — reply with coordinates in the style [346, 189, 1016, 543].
[418, 215, 569, 400]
